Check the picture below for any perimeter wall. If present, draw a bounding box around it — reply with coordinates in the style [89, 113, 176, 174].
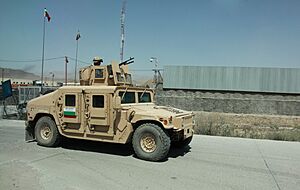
[156, 90, 300, 141]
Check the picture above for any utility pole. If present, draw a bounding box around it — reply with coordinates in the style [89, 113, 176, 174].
[65, 56, 69, 85]
[120, 0, 126, 62]
[1, 68, 4, 83]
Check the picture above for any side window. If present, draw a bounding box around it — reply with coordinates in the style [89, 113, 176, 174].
[138, 92, 151, 103]
[95, 69, 104, 78]
[93, 95, 104, 108]
[119, 91, 135, 104]
[65, 95, 76, 106]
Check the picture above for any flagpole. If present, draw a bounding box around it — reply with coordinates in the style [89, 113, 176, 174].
[41, 15, 46, 93]
[65, 56, 68, 85]
[74, 36, 79, 84]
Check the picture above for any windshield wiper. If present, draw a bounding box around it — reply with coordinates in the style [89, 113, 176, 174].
[139, 88, 147, 101]
[121, 86, 129, 100]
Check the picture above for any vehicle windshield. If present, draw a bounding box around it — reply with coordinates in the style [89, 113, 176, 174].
[119, 91, 152, 104]
[138, 92, 151, 103]
[119, 91, 135, 104]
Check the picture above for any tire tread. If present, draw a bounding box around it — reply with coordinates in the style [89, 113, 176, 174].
[132, 123, 170, 161]
[35, 116, 61, 147]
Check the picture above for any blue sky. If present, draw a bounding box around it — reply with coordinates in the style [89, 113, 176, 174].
[0, 0, 300, 79]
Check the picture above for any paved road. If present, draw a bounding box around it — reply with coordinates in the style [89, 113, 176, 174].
[0, 120, 299, 190]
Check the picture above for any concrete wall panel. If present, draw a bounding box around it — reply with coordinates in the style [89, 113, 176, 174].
[164, 66, 300, 93]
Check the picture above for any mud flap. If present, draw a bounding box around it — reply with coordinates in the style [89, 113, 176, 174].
[25, 121, 35, 141]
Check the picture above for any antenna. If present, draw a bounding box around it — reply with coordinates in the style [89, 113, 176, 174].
[120, 0, 126, 62]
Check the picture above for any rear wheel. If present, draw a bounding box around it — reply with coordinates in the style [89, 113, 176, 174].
[132, 123, 170, 161]
[35, 116, 61, 147]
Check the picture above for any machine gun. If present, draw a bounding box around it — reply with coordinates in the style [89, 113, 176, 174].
[119, 57, 134, 66]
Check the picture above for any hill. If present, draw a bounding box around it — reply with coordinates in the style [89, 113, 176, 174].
[0, 67, 40, 80]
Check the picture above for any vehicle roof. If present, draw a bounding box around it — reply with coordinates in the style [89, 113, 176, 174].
[58, 85, 153, 92]
[60, 85, 118, 90]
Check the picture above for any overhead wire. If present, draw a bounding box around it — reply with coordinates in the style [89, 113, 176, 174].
[130, 69, 153, 71]
[68, 57, 90, 65]
[0, 56, 91, 65]
[0, 56, 65, 63]
[0, 57, 157, 71]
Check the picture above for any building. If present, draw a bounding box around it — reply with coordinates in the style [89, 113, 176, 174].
[163, 66, 300, 94]
[156, 65, 300, 116]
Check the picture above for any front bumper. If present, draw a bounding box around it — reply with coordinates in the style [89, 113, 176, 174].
[183, 123, 194, 139]
[173, 115, 195, 140]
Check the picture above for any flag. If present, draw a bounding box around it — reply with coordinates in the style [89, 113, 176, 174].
[76, 32, 81, 40]
[44, 8, 51, 22]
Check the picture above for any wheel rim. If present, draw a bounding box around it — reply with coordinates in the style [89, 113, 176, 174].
[40, 124, 52, 140]
[140, 133, 156, 153]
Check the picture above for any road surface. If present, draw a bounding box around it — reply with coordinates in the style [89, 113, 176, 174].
[0, 119, 299, 190]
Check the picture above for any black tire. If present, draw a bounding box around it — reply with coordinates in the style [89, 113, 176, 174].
[172, 136, 193, 148]
[132, 123, 171, 161]
[35, 116, 61, 147]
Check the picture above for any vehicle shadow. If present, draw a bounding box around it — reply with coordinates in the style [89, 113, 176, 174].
[168, 145, 191, 159]
[60, 138, 191, 161]
[60, 138, 134, 157]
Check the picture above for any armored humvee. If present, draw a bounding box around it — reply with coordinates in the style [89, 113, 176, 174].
[25, 57, 194, 161]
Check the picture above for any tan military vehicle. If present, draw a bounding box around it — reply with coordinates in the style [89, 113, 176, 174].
[25, 57, 194, 161]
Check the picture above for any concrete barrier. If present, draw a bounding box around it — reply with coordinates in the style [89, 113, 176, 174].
[156, 90, 300, 116]
[193, 111, 300, 141]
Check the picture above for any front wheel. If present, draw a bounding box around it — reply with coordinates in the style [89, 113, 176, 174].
[132, 123, 171, 161]
[35, 116, 61, 147]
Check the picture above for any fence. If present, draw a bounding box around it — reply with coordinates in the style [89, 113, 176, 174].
[18, 86, 58, 104]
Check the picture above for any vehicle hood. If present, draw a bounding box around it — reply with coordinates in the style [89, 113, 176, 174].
[27, 91, 55, 110]
[123, 103, 193, 120]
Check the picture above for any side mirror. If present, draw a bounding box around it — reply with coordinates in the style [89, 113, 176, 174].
[114, 96, 122, 110]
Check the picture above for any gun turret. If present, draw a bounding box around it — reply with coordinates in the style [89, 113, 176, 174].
[79, 57, 133, 86]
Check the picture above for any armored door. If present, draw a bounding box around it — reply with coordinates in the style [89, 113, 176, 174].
[59, 93, 84, 134]
[85, 93, 113, 136]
